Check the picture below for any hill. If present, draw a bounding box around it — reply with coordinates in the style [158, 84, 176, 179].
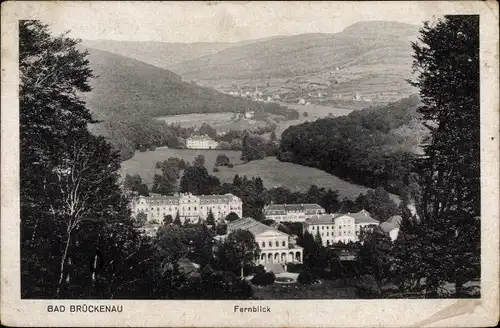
[279, 95, 426, 195]
[81, 35, 288, 70]
[81, 47, 296, 120]
[166, 21, 421, 103]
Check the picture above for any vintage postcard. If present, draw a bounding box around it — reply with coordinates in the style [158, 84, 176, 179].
[1, 1, 499, 327]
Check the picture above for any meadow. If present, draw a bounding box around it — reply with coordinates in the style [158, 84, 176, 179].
[121, 148, 243, 187]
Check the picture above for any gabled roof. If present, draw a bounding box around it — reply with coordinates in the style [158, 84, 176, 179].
[228, 217, 288, 237]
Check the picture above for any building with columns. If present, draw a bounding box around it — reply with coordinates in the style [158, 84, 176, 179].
[217, 217, 303, 271]
[303, 210, 379, 246]
[263, 203, 326, 222]
[131, 193, 242, 224]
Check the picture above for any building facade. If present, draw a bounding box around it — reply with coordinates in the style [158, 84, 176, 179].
[131, 193, 243, 224]
[303, 210, 379, 246]
[216, 217, 303, 271]
[186, 134, 219, 149]
[263, 204, 326, 223]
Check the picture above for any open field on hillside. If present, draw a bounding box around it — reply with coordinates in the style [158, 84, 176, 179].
[275, 102, 352, 136]
[156, 112, 269, 133]
[213, 157, 399, 201]
[121, 148, 243, 186]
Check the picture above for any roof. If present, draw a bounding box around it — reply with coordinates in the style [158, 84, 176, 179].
[228, 217, 287, 236]
[264, 203, 324, 213]
[187, 134, 216, 141]
[335, 210, 379, 225]
[305, 214, 334, 225]
[137, 193, 238, 205]
[380, 221, 398, 233]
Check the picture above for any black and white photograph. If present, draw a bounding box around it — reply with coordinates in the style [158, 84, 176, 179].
[1, 1, 498, 327]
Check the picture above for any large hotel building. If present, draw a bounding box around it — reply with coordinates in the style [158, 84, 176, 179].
[131, 193, 243, 224]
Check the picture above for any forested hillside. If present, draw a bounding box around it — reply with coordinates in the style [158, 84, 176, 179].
[81, 47, 295, 119]
[278, 95, 425, 194]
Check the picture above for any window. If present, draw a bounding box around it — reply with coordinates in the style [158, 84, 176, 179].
[268, 241, 272, 247]
[322, 226, 324, 230]
[262, 242, 265, 248]
[327, 232, 329, 236]
[282, 241, 285, 247]
[276, 241, 279, 247]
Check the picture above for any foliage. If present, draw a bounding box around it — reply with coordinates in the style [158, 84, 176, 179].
[297, 271, 316, 284]
[163, 214, 173, 225]
[355, 187, 399, 221]
[135, 212, 148, 227]
[215, 230, 260, 278]
[180, 165, 220, 195]
[279, 95, 421, 195]
[205, 210, 216, 226]
[251, 271, 276, 286]
[215, 153, 230, 166]
[357, 229, 393, 281]
[215, 222, 228, 235]
[173, 211, 182, 226]
[19, 20, 159, 299]
[241, 134, 278, 162]
[225, 212, 240, 223]
[124, 174, 149, 196]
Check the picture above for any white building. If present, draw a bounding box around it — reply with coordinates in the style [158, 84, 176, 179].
[303, 210, 379, 246]
[216, 217, 303, 271]
[263, 204, 326, 223]
[186, 134, 218, 149]
[131, 193, 243, 224]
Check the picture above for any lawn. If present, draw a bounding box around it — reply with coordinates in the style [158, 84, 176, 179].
[120, 148, 243, 187]
[253, 279, 358, 299]
[213, 157, 399, 201]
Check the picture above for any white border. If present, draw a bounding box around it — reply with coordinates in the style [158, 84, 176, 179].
[1, 1, 499, 327]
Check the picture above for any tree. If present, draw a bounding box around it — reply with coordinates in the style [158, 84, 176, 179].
[241, 134, 267, 162]
[193, 154, 205, 168]
[225, 212, 240, 223]
[136, 212, 148, 227]
[219, 230, 260, 279]
[314, 231, 323, 245]
[152, 174, 175, 196]
[163, 214, 173, 225]
[215, 153, 230, 167]
[180, 166, 220, 195]
[356, 187, 399, 221]
[124, 174, 149, 196]
[206, 210, 216, 226]
[302, 111, 309, 117]
[173, 211, 182, 226]
[156, 225, 187, 265]
[270, 131, 277, 142]
[399, 15, 480, 296]
[19, 20, 152, 299]
[215, 222, 227, 235]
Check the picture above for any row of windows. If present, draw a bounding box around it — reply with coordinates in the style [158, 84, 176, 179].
[318, 231, 353, 237]
[261, 240, 287, 248]
[310, 224, 353, 230]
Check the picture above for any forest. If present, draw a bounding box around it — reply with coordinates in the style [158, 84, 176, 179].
[278, 95, 423, 195]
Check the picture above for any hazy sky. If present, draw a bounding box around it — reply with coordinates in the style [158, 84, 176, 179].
[32, 1, 442, 43]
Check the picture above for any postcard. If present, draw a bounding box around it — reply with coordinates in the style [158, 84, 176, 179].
[1, 1, 499, 327]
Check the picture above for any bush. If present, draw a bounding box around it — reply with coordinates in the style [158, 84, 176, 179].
[228, 163, 234, 168]
[251, 271, 276, 286]
[213, 167, 220, 172]
[286, 263, 304, 273]
[297, 271, 316, 285]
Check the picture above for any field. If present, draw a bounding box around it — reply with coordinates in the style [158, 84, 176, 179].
[213, 157, 399, 201]
[121, 148, 243, 187]
[275, 102, 352, 137]
[156, 112, 269, 133]
[122, 151, 399, 202]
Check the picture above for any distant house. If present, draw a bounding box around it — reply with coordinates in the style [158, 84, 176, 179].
[186, 134, 218, 149]
[303, 210, 379, 246]
[263, 204, 325, 223]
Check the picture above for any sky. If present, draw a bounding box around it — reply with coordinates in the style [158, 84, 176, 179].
[28, 1, 443, 43]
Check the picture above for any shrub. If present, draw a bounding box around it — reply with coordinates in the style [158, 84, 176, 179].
[297, 271, 316, 284]
[251, 271, 276, 286]
[286, 263, 304, 273]
[213, 167, 220, 172]
[228, 163, 234, 168]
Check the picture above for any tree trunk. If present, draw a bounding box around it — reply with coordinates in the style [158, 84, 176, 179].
[56, 229, 72, 297]
[240, 265, 244, 280]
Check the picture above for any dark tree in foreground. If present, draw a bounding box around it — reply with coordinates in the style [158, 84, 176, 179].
[397, 15, 480, 296]
[19, 20, 156, 299]
[225, 212, 240, 223]
[205, 210, 216, 226]
[217, 230, 260, 278]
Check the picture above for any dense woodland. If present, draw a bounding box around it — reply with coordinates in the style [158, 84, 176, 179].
[278, 95, 423, 195]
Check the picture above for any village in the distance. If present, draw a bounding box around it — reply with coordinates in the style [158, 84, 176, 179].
[19, 12, 480, 301]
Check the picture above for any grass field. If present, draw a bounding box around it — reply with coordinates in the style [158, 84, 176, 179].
[253, 279, 358, 299]
[121, 148, 243, 187]
[213, 157, 399, 201]
[122, 151, 399, 202]
[275, 102, 352, 137]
